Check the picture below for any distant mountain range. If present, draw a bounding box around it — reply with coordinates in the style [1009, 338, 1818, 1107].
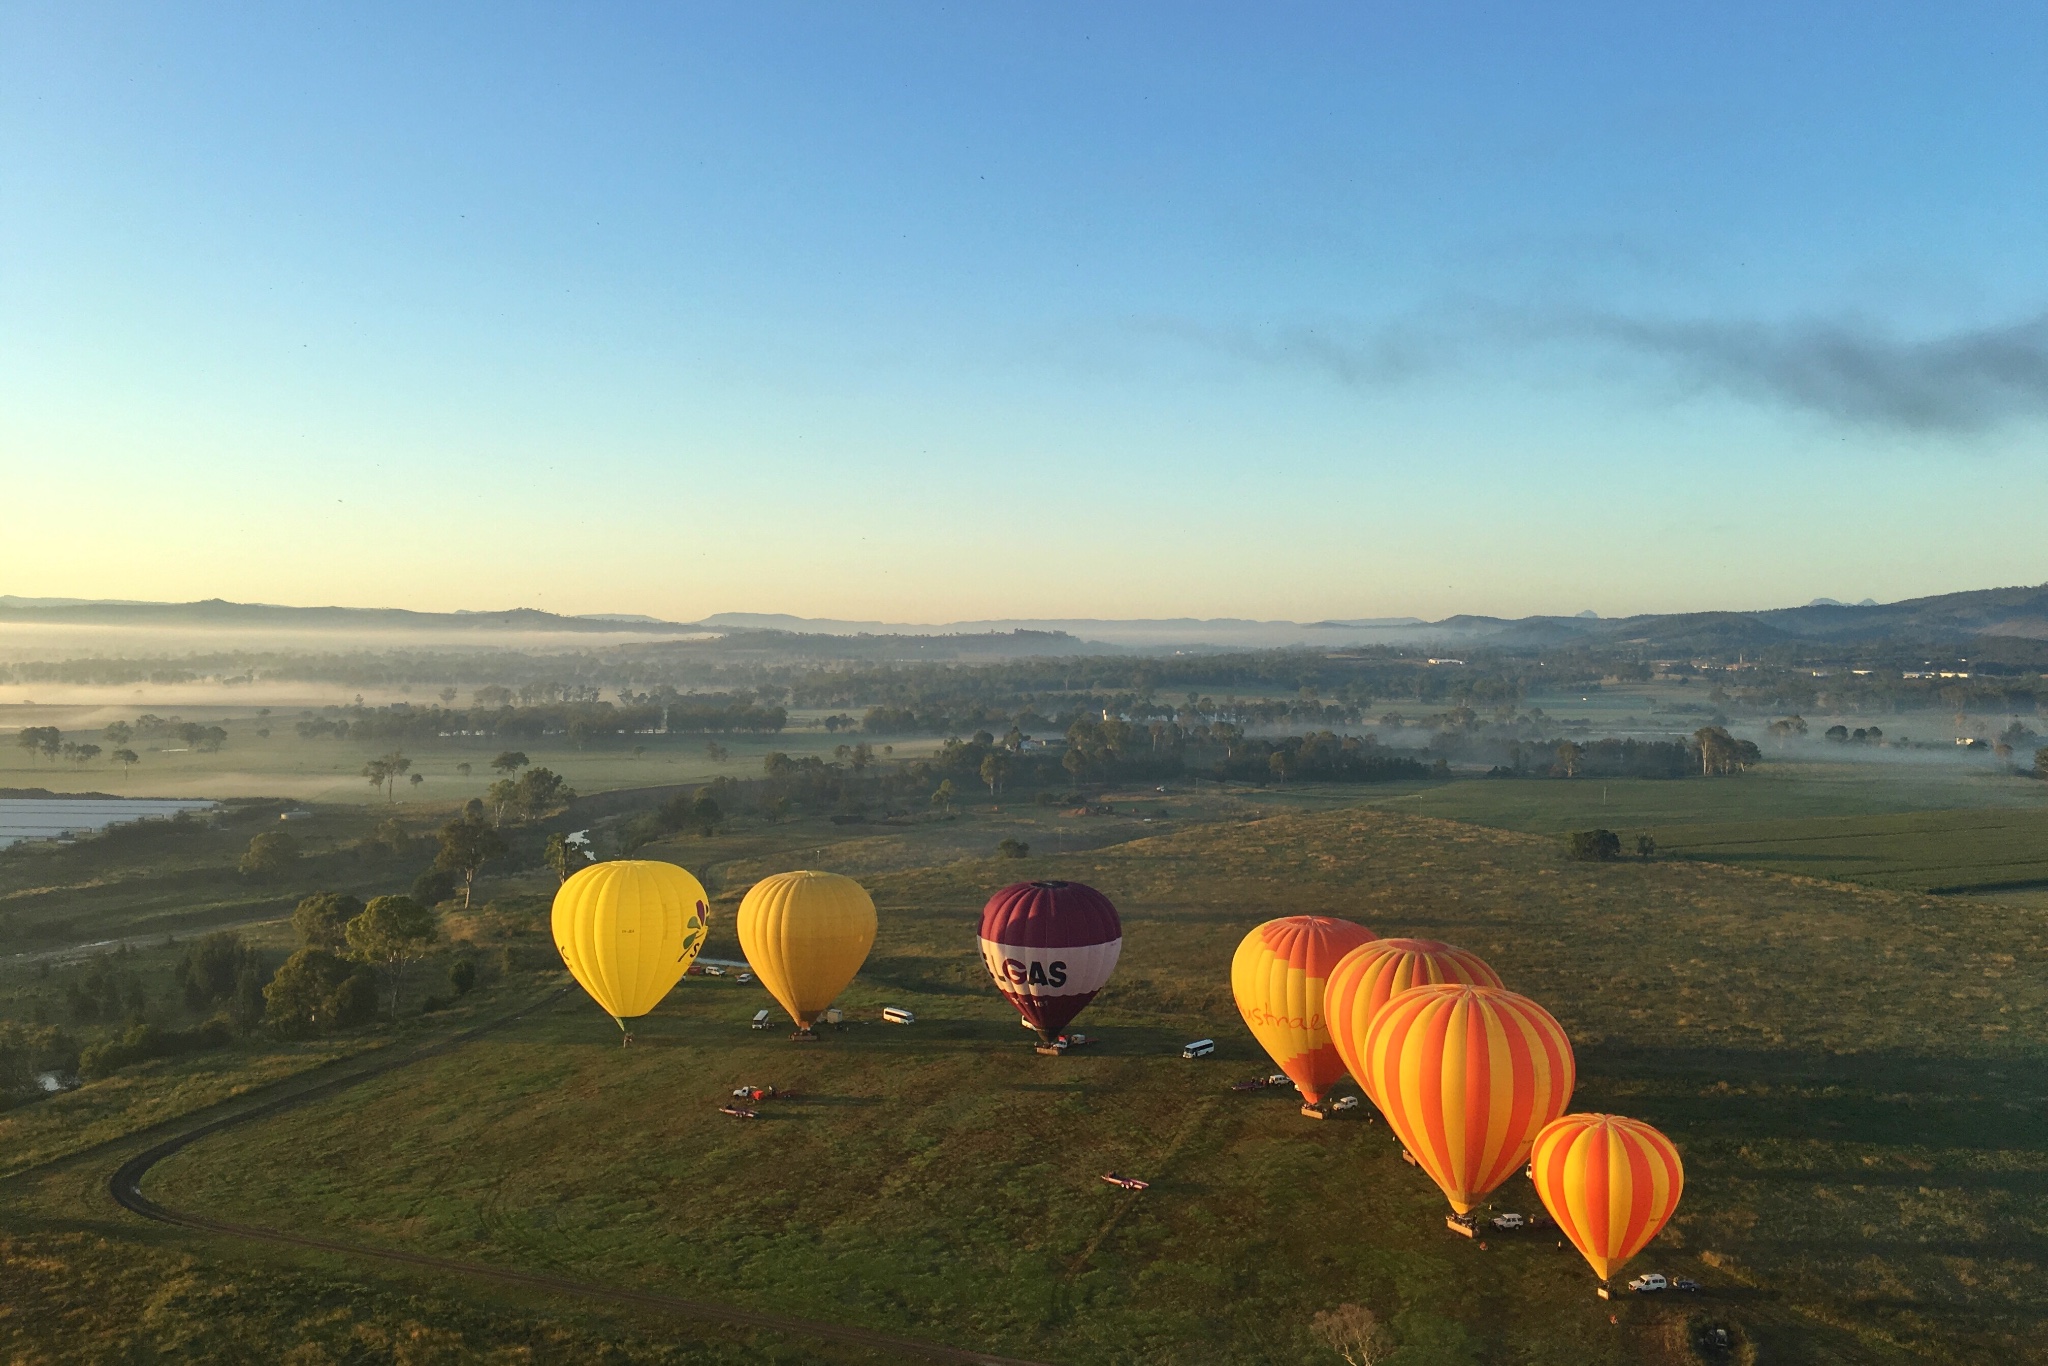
[3, 585, 2046, 654]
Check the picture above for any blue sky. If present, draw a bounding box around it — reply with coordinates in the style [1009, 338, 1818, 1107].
[2, 3, 2043, 622]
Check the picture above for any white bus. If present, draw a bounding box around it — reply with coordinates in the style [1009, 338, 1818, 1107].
[881, 1006, 916, 1025]
[1181, 1039, 1215, 1059]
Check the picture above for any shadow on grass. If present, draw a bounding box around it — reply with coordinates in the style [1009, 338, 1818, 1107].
[1579, 1043, 2048, 1157]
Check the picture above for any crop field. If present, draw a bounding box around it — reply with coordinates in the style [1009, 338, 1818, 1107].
[7, 794, 2048, 1364]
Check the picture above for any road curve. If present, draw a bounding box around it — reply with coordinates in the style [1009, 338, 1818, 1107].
[108, 991, 1056, 1366]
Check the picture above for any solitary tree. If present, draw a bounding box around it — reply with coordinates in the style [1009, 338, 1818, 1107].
[291, 891, 364, 952]
[238, 831, 300, 878]
[344, 895, 438, 1015]
[1555, 741, 1585, 778]
[542, 832, 584, 884]
[1308, 1303, 1391, 1365]
[111, 747, 139, 776]
[979, 751, 1013, 798]
[490, 750, 529, 775]
[433, 809, 506, 907]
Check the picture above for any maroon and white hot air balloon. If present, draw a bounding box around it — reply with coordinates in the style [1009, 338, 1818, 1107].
[977, 880, 1122, 1044]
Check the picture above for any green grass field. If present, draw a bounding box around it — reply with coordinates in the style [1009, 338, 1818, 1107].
[7, 732, 2048, 1363]
[2, 704, 938, 804]
[1365, 765, 2048, 893]
[6, 804, 2044, 1363]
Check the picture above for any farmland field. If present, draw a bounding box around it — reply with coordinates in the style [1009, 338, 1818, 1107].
[1367, 764, 2048, 893]
[9, 793, 2048, 1363]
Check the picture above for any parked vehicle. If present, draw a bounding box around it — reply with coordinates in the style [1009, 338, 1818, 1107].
[1490, 1212, 1524, 1231]
[1058, 1033, 1092, 1048]
[881, 1006, 916, 1025]
[751, 1009, 772, 1029]
[1627, 1274, 1667, 1294]
[822, 1007, 844, 1026]
[1181, 1039, 1215, 1059]
[1329, 1096, 1360, 1112]
[1230, 1077, 1268, 1092]
[1266, 1073, 1290, 1087]
[702, 965, 726, 976]
[1673, 1278, 1701, 1293]
[736, 972, 753, 983]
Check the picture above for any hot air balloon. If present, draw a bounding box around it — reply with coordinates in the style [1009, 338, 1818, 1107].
[1361, 983, 1575, 1213]
[737, 870, 876, 1038]
[1326, 938, 1502, 1106]
[551, 860, 711, 1041]
[1230, 916, 1377, 1114]
[977, 880, 1121, 1046]
[1530, 1113, 1684, 1289]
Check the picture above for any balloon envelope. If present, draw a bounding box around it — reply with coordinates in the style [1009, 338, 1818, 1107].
[1326, 938, 1503, 1105]
[552, 860, 711, 1028]
[1530, 1113, 1684, 1283]
[1230, 916, 1378, 1105]
[737, 870, 877, 1030]
[1362, 983, 1575, 1213]
[977, 880, 1122, 1041]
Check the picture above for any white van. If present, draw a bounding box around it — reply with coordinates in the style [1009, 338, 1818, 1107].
[1181, 1039, 1215, 1059]
[881, 1006, 916, 1025]
[750, 1010, 771, 1029]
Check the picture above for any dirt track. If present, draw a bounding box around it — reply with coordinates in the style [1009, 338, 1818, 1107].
[106, 990, 1056, 1366]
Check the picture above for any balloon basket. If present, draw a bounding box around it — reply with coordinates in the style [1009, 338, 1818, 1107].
[1595, 1285, 1611, 1301]
[1445, 1215, 1478, 1239]
[1034, 1044, 1066, 1056]
[790, 1028, 819, 1043]
[1299, 1104, 1325, 1120]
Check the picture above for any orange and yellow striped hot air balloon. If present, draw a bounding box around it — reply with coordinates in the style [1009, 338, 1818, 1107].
[1326, 938, 1503, 1107]
[1361, 983, 1575, 1213]
[1529, 1113, 1684, 1286]
[1230, 916, 1377, 1112]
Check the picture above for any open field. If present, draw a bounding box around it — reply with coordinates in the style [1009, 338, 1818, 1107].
[1366, 765, 2048, 893]
[1, 703, 940, 804]
[3, 803, 2044, 1362]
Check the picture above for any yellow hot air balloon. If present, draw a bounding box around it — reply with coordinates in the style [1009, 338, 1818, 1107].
[1326, 938, 1503, 1107]
[552, 859, 711, 1039]
[1230, 916, 1377, 1112]
[1362, 983, 1575, 1213]
[1530, 1113, 1684, 1287]
[737, 870, 876, 1036]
